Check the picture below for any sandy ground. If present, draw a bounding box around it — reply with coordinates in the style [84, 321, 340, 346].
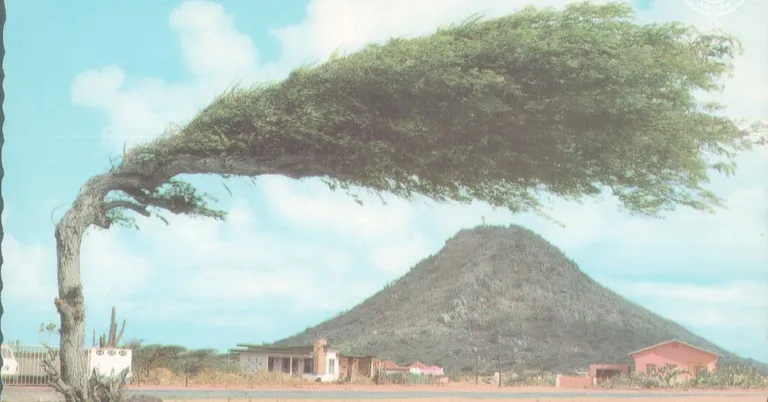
[5, 385, 768, 402]
[127, 383, 768, 394]
[125, 382, 768, 394]
[161, 398, 768, 402]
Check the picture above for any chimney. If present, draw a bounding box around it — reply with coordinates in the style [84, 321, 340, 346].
[313, 338, 327, 375]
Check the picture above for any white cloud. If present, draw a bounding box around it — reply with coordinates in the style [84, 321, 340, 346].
[70, 0, 263, 151]
[261, 176, 417, 240]
[605, 279, 768, 331]
[107, 197, 389, 319]
[1, 234, 57, 308]
[634, 1, 768, 123]
[55, 0, 768, 359]
[81, 228, 155, 302]
[169, 0, 258, 83]
[270, 0, 614, 67]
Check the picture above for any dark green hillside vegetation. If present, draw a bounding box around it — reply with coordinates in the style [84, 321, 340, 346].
[277, 226, 767, 374]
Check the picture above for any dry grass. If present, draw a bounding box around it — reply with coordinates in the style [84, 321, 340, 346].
[133, 368, 308, 388]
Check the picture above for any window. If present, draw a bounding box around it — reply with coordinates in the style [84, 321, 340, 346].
[646, 364, 657, 375]
[328, 358, 336, 374]
[694, 366, 707, 376]
[304, 358, 313, 373]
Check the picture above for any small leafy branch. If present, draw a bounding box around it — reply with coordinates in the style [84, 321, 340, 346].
[39, 322, 59, 344]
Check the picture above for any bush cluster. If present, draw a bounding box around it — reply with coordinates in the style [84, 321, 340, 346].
[597, 365, 768, 390]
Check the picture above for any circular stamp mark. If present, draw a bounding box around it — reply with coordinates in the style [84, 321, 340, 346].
[684, 0, 747, 16]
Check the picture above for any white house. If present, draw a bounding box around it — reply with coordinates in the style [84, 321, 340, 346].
[231, 338, 340, 382]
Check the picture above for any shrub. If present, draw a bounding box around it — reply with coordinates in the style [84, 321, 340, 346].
[376, 371, 442, 385]
[687, 365, 768, 389]
[505, 371, 557, 387]
[598, 365, 768, 390]
[88, 368, 130, 402]
[598, 373, 667, 389]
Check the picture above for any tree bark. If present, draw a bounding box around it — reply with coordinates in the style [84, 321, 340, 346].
[55, 214, 89, 402]
[54, 177, 111, 402]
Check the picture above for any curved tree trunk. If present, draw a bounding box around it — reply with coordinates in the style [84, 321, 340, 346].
[51, 157, 324, 401]
[54, 214, 89, 402]
[53, 178, 110, 402]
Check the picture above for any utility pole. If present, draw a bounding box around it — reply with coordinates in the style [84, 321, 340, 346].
[473, 347, 479, 385]
[497, 335, 502, 388]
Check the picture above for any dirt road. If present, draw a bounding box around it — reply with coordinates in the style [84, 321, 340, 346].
[4, 386, 767, 401]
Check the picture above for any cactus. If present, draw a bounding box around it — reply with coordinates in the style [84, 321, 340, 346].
[98, 306, 126, 348]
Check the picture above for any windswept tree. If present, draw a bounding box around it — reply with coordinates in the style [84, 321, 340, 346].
[51, 3, 760, 401]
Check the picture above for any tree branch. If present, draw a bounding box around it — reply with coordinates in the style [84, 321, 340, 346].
[103, 200, 151, 217]
[41, 343, 76, 398]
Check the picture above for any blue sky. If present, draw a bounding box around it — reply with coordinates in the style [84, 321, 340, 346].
[2, 0, 767, 363]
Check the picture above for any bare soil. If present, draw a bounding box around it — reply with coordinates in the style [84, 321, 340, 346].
[165, 398, 768, 402]
[6, 385, 768, 402]
[126, 383, 768, 394]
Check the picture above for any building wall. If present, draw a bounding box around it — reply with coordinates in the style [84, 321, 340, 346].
[239, 352, 269, 373]
[556, 375, 595, 389]
[239, 352, 313, 374]
[339, 356, 379, 381]
[88, 348, 133, 379]
[325, 349, 339, 380]
[632, 341, 719, 380]
[313, 339, 327, 376]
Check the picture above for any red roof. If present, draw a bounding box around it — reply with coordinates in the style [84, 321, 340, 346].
[380, 360, 400, 369]
[409, 361, 427, 369]
[629, 339, 720, 357]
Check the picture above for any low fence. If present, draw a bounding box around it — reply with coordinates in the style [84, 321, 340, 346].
[2, 344, 131, 388]
[2, 344, 59, 386]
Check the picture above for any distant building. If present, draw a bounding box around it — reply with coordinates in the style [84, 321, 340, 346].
[231, 338, 340, 382]
[409, 361, 445, 376]
[630, 339, 719, 380]
[588, 363, 630, 383]
[338, 354, 381, 381]
[379, 360, 444, 376]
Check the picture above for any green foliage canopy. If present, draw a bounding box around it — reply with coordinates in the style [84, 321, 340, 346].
[106, 1, 758, 228]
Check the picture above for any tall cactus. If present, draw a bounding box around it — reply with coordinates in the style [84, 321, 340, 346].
[98, 306, 126, 348]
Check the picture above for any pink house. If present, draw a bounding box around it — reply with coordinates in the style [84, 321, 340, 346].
[409, 361, 444, 376]
[380, 360, 445, 376]
[630, 339, 719, 380]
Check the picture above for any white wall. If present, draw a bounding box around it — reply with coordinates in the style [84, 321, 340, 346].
[322, 349, 340, 381]
[88, 348, 132, 380]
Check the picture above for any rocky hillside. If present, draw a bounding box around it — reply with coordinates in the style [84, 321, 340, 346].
[276, 225, 765, 373]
